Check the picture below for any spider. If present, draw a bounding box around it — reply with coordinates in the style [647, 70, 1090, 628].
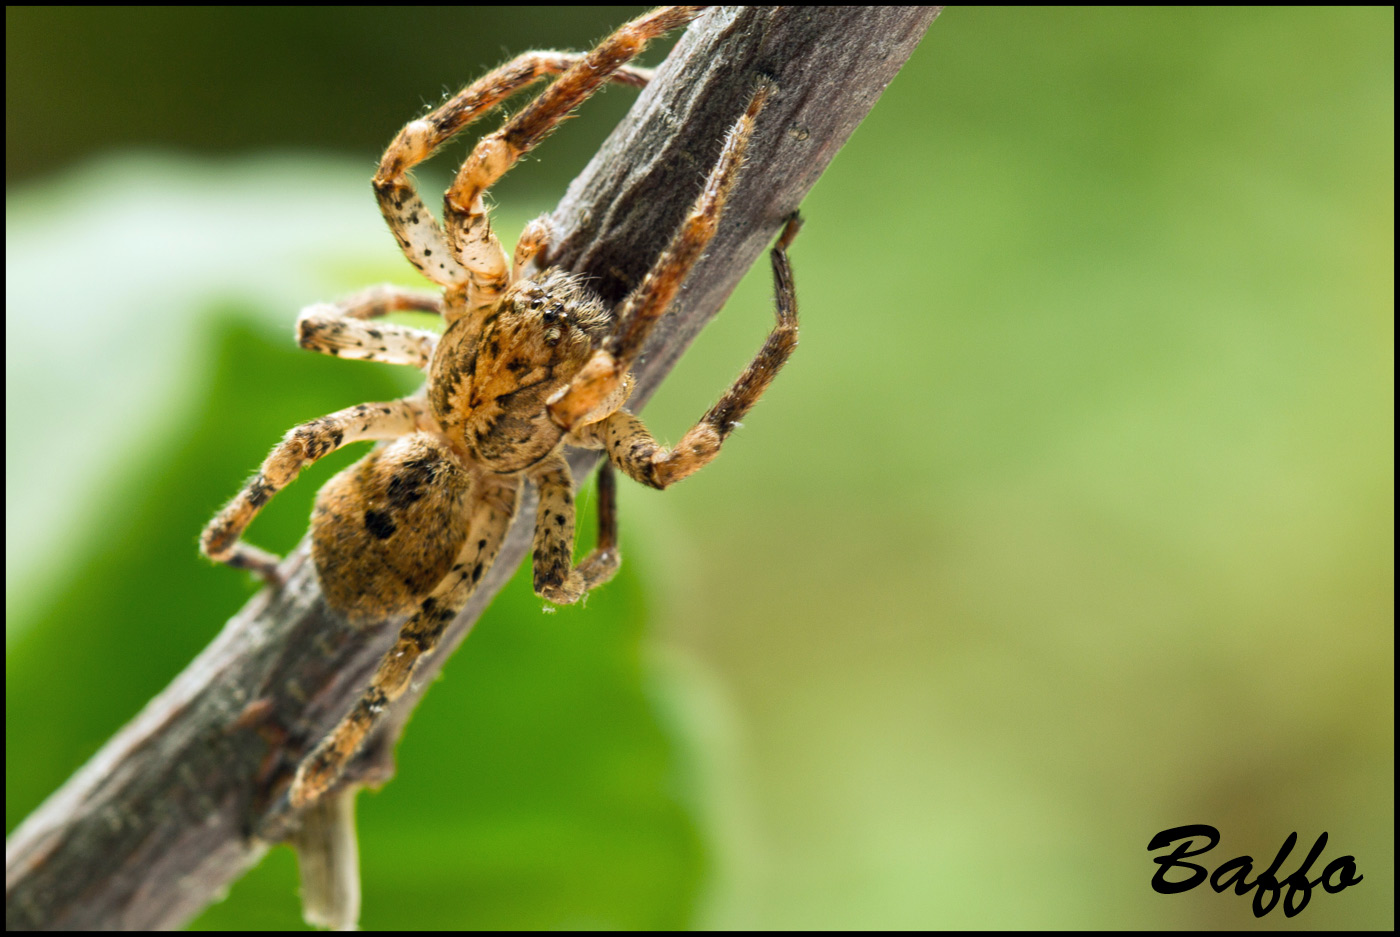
[199, 5, 802, 809]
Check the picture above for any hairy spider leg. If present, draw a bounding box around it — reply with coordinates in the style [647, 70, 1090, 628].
[545, 80, 773, 438]
[570, 214, 801, 490]
[200, 399, 429, 581]
[528, 453, 622, 604]
[575, 459, 621, 586]
[610, 81, 772, 369]
[372, 50, 659, 304]
[441, 6, 704, 317]
[296, 284, 445, 369]
[289, 473, 521, 808]
[512, 214, 553, 282]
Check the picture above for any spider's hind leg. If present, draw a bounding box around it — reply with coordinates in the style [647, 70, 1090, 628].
[290, 473, 522, 807]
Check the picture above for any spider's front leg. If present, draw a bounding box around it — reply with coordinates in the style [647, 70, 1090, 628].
[573, 214, 802, 489]
[200, 399, 427, 583]
[546, 80, 772, 433]
[371, 39, 665, 308]
[290, 473, 521, 808]
[440, 6, 703, 314]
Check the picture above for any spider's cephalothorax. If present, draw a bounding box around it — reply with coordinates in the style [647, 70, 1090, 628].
[199, 5, 804, 809]
[430, 268, 615, 472]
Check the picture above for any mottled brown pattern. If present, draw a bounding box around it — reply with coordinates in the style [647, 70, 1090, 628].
[196, 7, 802, 810]
[310, 435, 471, 622]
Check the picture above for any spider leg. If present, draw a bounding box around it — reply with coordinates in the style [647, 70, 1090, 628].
[289, 473, 521, 808]
[576, 460, 621, 587]
[200, 398, 428, 582]
[373, 51, 656, 298]
[296, 284, 444, 369]
[512, 214, 553, 282]
[442, 6, 704, 317]
[547, 81, 771, 432]
[529, 454, 621, 604]
[571, 214, 801, 490]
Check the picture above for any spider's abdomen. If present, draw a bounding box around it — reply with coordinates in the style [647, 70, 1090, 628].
[311, 433, 472, 621]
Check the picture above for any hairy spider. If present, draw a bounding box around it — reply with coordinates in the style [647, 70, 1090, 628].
[199, 5, 802, 808]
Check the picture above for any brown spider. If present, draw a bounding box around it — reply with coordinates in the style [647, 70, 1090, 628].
[199, 5, 802, 809]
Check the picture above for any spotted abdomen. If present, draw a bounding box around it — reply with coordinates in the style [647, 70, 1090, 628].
[311, 434, 472, 622]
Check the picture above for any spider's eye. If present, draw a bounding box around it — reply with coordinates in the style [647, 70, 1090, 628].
[541, 305, 562, 325]
[528, 295, 545, 310]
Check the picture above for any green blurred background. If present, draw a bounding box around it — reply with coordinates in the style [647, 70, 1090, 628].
[6, 6, 1393, 929]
